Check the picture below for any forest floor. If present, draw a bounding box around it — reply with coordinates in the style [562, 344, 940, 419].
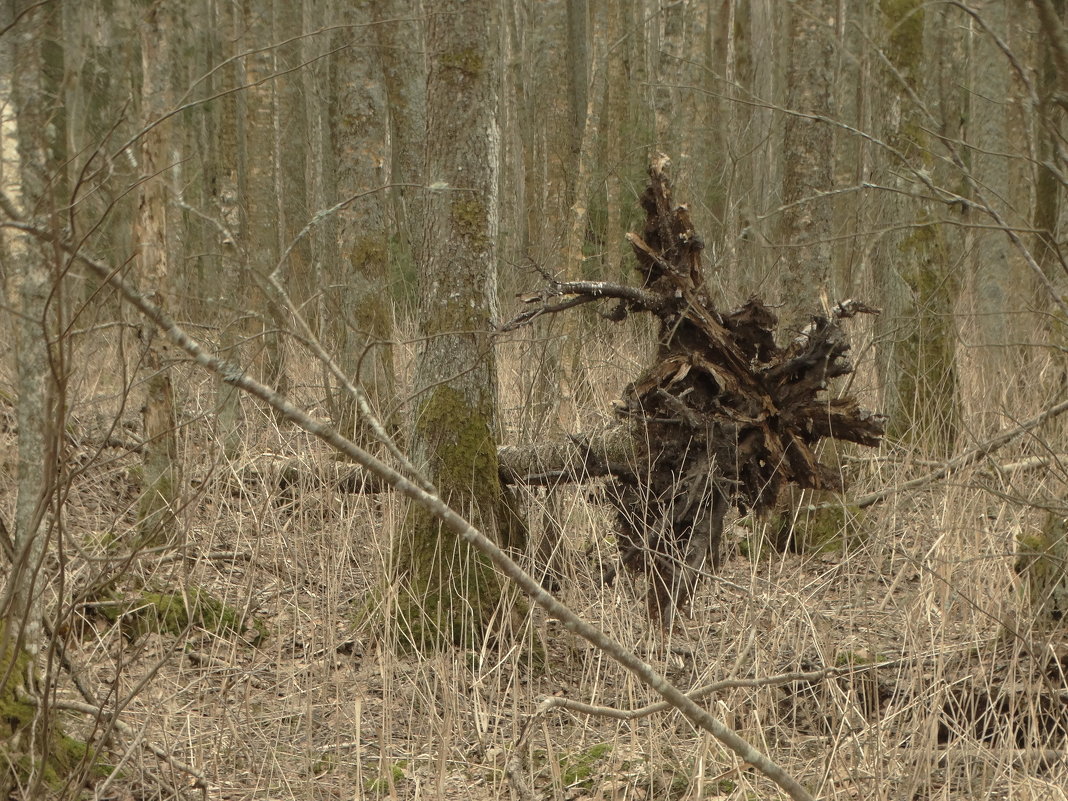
[3, 325, 1067, 801]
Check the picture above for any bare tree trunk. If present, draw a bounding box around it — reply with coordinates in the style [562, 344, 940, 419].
[776, 0, 837, 332]
[873, 0, 960, 457]
[239, 0, 287, 402]
[372, 0, 425, 278]
[967, 0, 1027, 391]
[135, 0, 181, 546]
[0, 2, 67, 793]
[331, 1, 395, 444]
[395, 0, 515, 650]
[207, 0, 246, 457]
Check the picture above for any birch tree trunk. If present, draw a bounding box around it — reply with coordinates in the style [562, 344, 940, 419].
[0, 2, 70, 792]
[395, 0, 515, 650]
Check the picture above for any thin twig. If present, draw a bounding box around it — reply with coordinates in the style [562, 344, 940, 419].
[521, 657, 904, 724]
[32, 698, 208, 790]
[826, 396, 1068, 511]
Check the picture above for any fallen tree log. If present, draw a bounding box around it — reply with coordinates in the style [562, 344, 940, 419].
[227, 429, 635, 498]
[503, 154, 886, 626]
[497, 427, 635, 486]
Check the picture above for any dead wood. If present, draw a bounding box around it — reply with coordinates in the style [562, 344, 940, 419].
[228, 428, 636, 497]
[504, 154, 886, 626]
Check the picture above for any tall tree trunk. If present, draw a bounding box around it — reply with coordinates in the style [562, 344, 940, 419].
[1021, 0, 1068, 631]
[208, 0, 246, 457]
[372, 0, 425, 284]
[331, 1, 395, 444]
[135, 0, 181, 546]
[967, 0, 1028, 395]
[395, 0, 515, 650]
[556, 2, 607, 432]
[873, 0, 960, 457]
[776, 0, 837, 332]
[239, 0, 287, 402]
[0, 2, 69, 793]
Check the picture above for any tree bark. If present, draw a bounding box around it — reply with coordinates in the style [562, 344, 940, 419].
[207, 0, 246, 457]
[331, 0, 395, 445]
[372, 0, 425, 275]
[395, 0, 515, 650]
[135, 0, 181, 546]
[0, 2, 67, 793]
[239, 0, 287, 402]
[874, 0, 960, 457]
[776, 0, 837, 332]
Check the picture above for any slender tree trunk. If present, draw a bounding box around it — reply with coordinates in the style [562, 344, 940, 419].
[967, 1, 1026, 389]
[874, 0, 960, 456]
[239, 0, 287, 401]
[331, 1, 395, 444]
[776, 0, 837, 332]
[372, 0, 425, 281]
[135, 0, 181, 546]
[208, 0, 246, 457]
[396, 0, 515, 650]
[0, 3, 68, 793]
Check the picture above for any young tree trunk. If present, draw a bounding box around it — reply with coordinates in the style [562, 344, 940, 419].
[135, 0, 181, 546]
[207, 0, 246, 457]
[395, 0, 516, 650]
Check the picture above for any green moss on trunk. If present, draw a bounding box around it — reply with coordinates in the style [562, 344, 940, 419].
[878, 0, 961, 458]
[1016, 513, 1068, 629]
[1, 624, 106, 794]
[888, 221, 960, 456]
[392, 386, 515, 651]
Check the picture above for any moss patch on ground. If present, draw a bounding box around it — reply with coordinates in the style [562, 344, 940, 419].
[93, 585, 265, 643]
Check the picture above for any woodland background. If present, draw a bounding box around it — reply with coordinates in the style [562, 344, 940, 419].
[1, 0, 1067, 800]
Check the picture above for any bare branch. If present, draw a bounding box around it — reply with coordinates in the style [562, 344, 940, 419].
[827, 396, 1068, 511]
[500, 279, 665, 331]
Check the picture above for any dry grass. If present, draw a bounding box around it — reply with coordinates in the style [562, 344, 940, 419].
[1, 307, 1066, 801]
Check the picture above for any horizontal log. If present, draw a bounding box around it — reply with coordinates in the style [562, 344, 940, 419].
[497, 426, 637, 486]
[227, 427, 637, 496]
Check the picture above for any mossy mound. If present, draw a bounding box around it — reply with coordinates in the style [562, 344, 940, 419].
[94, 586, 266, 644]
[769, 502, 868, 555]
[559, 742, 612, 789]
